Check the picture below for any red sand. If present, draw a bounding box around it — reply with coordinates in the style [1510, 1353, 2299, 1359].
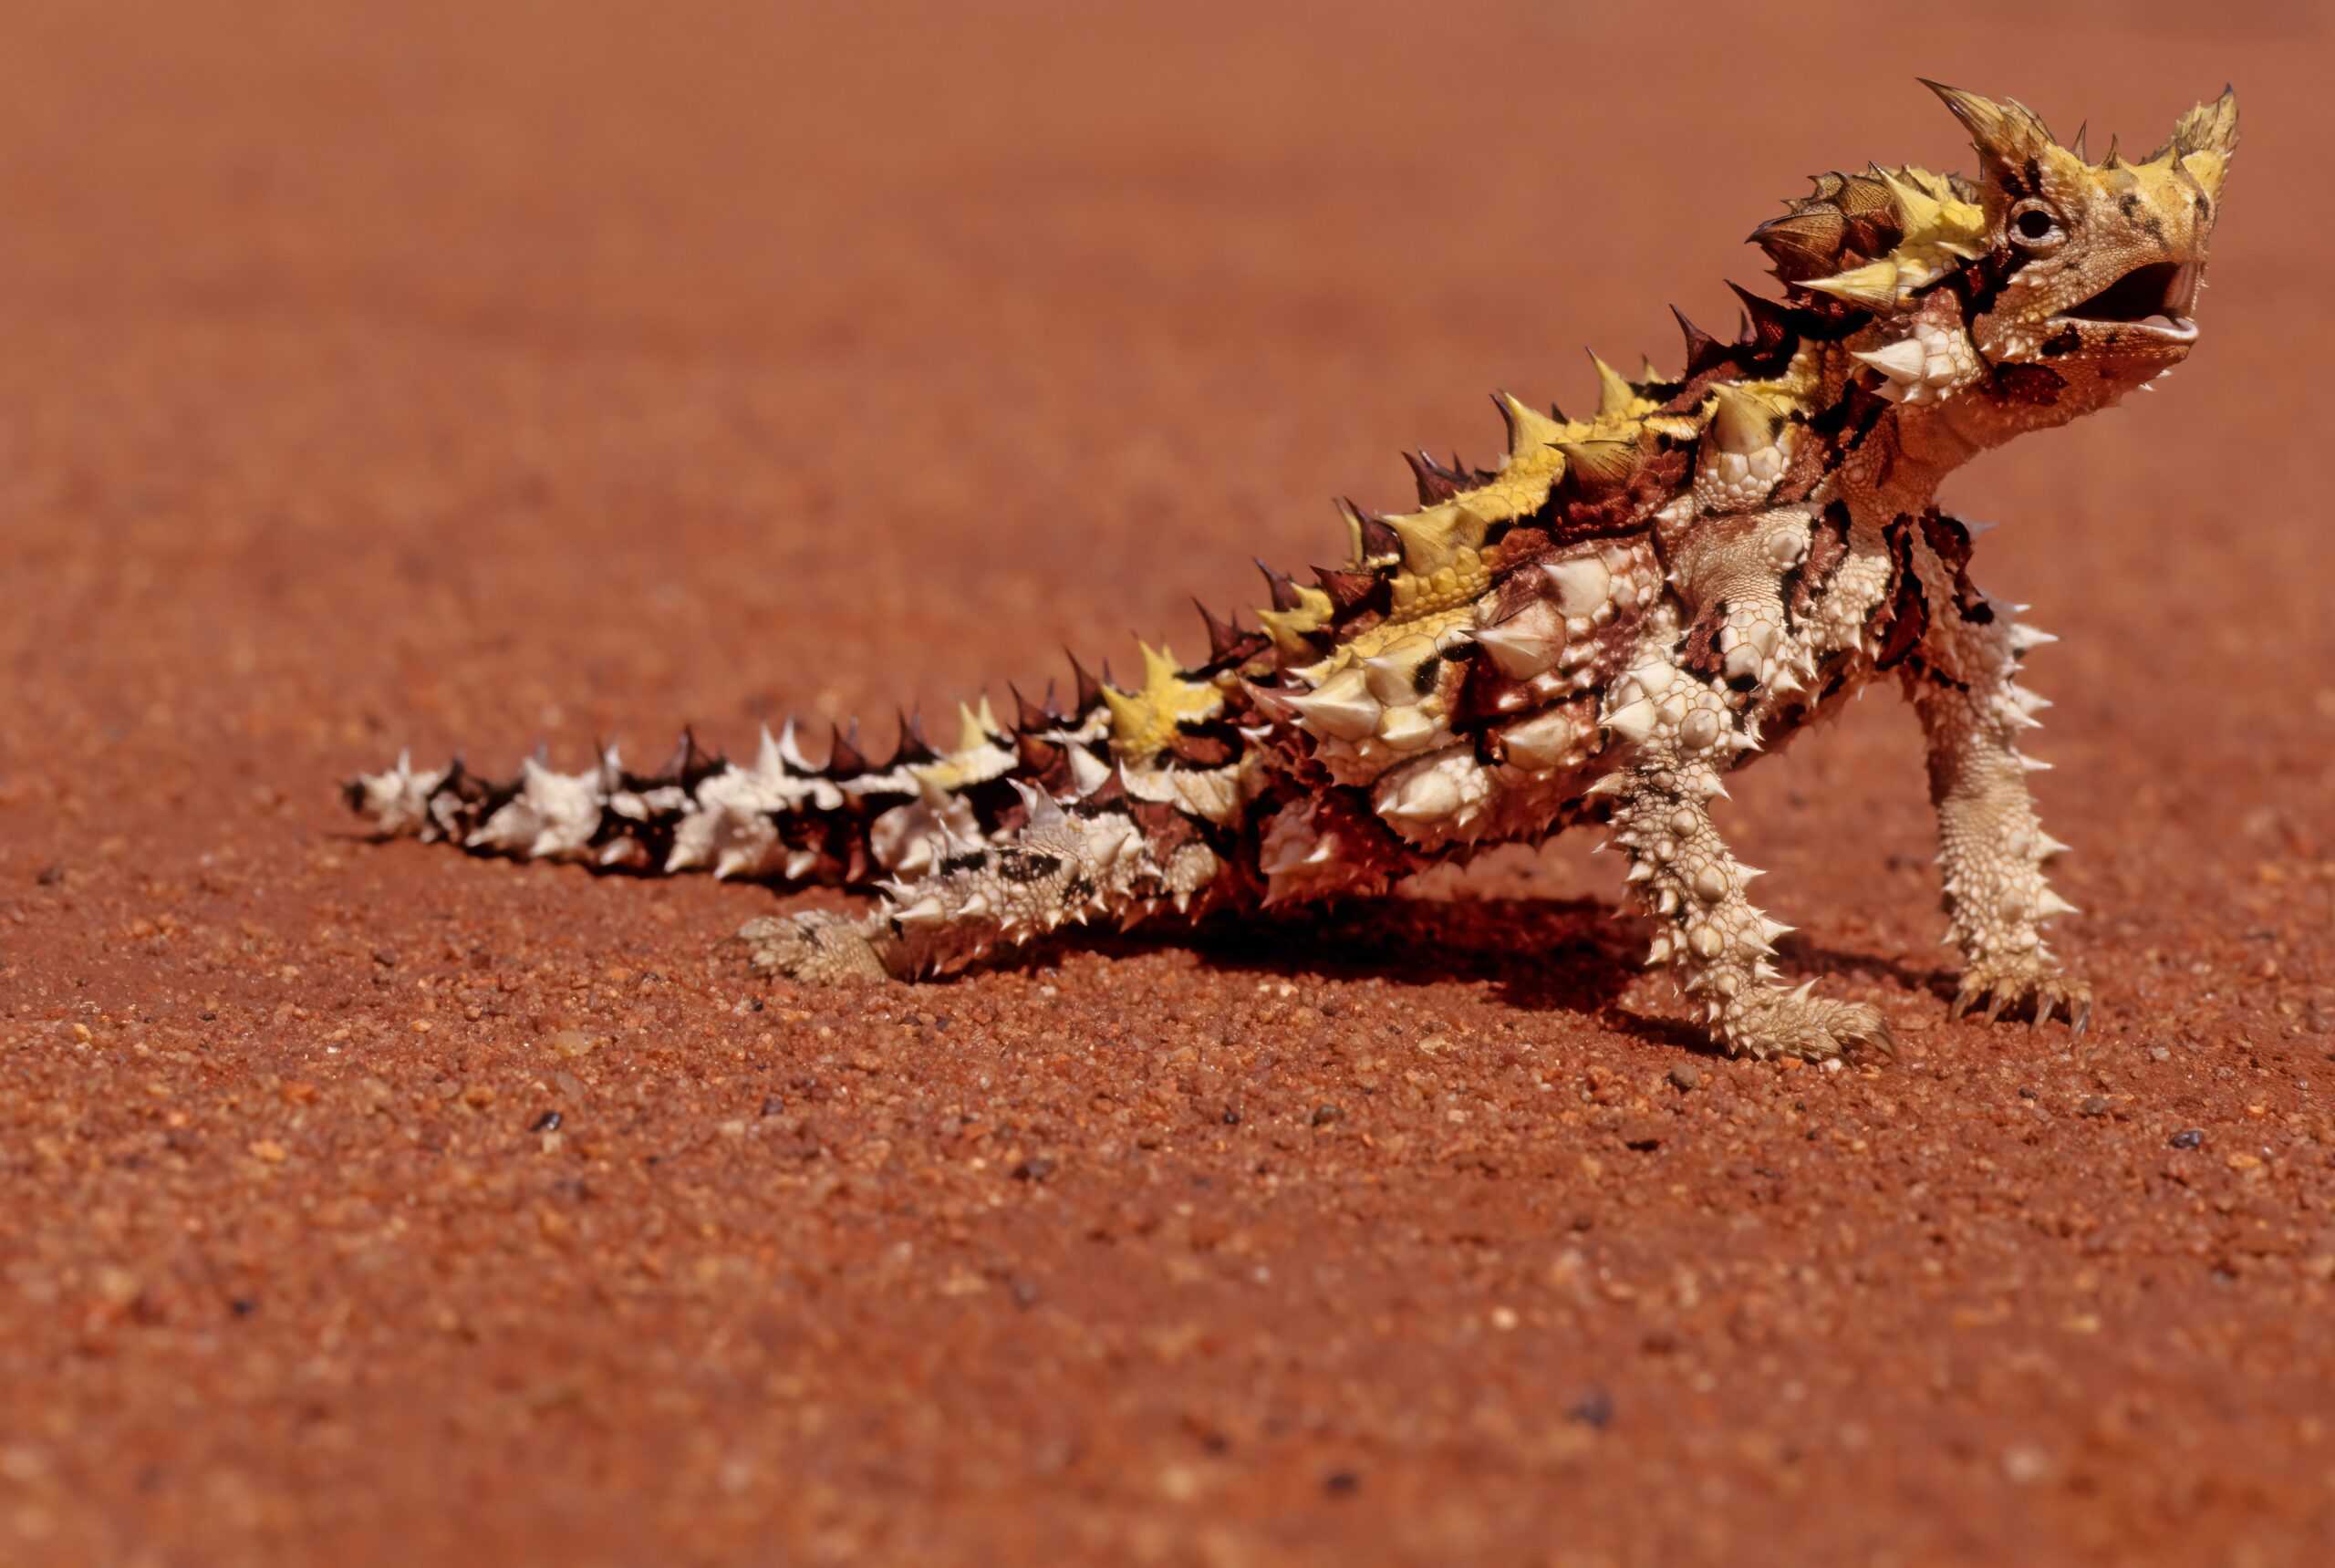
[3, 4, 2330, 1563]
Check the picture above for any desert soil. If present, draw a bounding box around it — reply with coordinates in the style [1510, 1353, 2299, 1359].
[3, 3, 2331, 1563]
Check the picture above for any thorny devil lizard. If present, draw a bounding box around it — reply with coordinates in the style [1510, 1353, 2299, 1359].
[348, 83, 2239, 1063]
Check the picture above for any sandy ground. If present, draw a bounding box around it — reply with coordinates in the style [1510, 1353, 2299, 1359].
[3, 2, 2332, 1563]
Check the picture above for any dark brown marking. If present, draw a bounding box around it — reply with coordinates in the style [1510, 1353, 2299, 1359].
[1873, 515, 1930, 669]
[1924, 511, 1995, 625]
[994, 849, 1060, 884]
[1787, 503, 1852, 628]
[1992, 363, 2067, 406]
[1679, 599, 1728, 682]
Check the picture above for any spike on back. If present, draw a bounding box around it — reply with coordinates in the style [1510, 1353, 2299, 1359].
[1403, 449, 1463, 505]
[1492, 389, 1565, 460]
[1313, 564, 1377, 611]
[825, 721, 867, 777]
[1336, 497, 1402, 564]
[1555, 438, 1638, 494]
[890, 710, 937, 766]
[1191, 599, 1254, 667]
[1670, 306, 1727, 378]
[1065, 652, 1105, 716]
[1256, 559, 1302, 612]
[662, 728, 722, 785]
[1588, 354, 1636, 420]
[1008, 681, 1053, 732]
[1727, 281, 1793, 352]
[1705, 384, 1779, 456]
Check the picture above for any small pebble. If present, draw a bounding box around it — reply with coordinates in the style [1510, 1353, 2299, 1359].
[2078, 1096, 2110, 1118]
[530, 1110, 562, 1133]
[1323, 1470, 1360, 1497]
[1668, 1064, 1701, 1091]
[2001, 1445, 2053, 1485]
[2169, 1127, 2204, 1150]
[1566, 1388, 1614, 1428]
[1311, 1104, 1342, 1127]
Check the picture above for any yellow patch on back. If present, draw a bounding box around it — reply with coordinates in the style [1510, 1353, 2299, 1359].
[1306, 604, 1474, 683]
[1386, 550, 1492, 621]
[1103, 642, 1224, 763]
[1259, 585, 1335, 659]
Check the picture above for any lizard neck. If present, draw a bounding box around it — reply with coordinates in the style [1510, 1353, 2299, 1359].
[1836, 396, 2017, 524]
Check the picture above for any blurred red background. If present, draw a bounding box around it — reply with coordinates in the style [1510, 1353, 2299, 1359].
[2, 4, 2328, 1563]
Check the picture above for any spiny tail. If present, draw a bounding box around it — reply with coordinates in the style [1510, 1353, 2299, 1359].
[342, 709, 1043, 886]
[343, 626, 1289, 905]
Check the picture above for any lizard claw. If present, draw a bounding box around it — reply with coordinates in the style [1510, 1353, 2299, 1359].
[1950, 957, 2092, 1034]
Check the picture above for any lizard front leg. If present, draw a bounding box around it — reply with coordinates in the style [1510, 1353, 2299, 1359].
[739, 784, 1222, 984]
[1603, 663, 1894, 1063]
[1906, 607, 2091, 1032]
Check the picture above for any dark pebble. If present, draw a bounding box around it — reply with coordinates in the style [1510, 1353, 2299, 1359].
[529, 1110, 562, 1133]
[1323, 1470, 1361, 1497]
[1012, 1156, 1056, 1182]
[35, 863, 64, 887]
[1566, 1388, 1615, 1428]
[1311, 1104, 1342, 1127]
[2079, 1096, 2111, 1117]
[1221, 1106, 1240, 1126]
[2169, 1127, 2204, 1149]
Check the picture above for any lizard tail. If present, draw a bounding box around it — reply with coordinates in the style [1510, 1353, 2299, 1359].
[342, 650, 1260, 894]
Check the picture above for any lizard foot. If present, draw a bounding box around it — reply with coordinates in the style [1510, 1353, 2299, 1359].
[1949, 955, 2092, 1034]
[737, 911, 893, 984]
[1721, 984, 1897, 1064]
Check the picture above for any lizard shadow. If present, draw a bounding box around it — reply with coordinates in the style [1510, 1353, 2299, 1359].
[333, 820, 1966, 1037]
[1093, 896, 1957, 1055]
[1084, 897, 1634, 1054]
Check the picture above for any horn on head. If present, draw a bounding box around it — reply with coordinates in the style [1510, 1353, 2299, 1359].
[1920, 80, 2057, 178]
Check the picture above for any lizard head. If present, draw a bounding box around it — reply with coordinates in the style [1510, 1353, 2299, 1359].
[1751, 83, 2237, 430]
[1930, 83, 2236, 411]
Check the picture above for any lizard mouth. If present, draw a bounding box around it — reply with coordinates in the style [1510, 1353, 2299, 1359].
[2053, 261, 2200, 341]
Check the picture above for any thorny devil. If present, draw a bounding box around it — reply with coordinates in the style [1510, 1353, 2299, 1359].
[348, 83, 2239, 1063]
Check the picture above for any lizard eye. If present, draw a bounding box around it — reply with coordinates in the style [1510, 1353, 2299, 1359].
[2009, 200, 2065, 252]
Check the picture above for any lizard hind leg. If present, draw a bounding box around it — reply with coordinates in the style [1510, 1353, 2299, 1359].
[1611, 754, 1895, 1064]
[738, 784, 1225, 984]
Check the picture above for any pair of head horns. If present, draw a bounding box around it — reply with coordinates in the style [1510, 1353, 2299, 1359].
[1922, 78, 2238, 195]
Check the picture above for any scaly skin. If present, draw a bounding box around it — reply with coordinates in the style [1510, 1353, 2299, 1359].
[347, 82, 2237, 1061]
